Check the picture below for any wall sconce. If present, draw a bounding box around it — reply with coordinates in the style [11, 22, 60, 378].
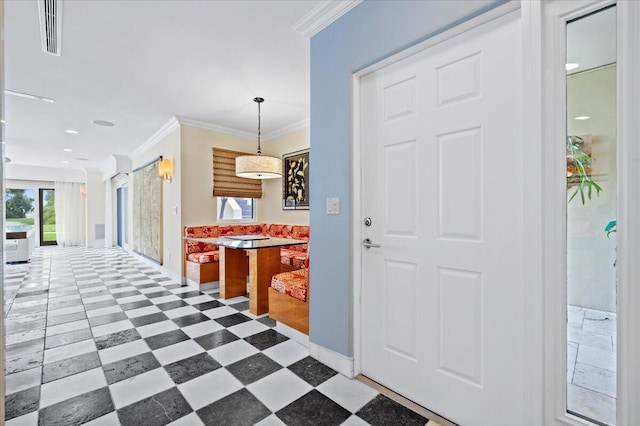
[159, 158, 174, 182]
[80, 184, 86, 196]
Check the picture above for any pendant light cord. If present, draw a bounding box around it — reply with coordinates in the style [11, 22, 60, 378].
[255, 97, 263, 155]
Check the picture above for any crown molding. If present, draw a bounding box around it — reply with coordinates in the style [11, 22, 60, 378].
[292, 0, 362, 38]
[263, 118, 310, 141]
[129, 116, 180, 159]
[175, 116, 255, 140]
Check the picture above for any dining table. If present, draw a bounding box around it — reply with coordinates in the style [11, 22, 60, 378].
[186, 235, 307, 315]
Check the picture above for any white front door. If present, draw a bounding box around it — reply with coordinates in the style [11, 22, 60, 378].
[360, 12, 523, 426]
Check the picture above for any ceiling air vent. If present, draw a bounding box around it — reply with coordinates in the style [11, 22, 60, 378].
[38, 0, 63, 56]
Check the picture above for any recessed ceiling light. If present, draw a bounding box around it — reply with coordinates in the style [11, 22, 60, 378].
[63, 148, 73, 152]
[62, 160, 69, 164]
[76, 157, 89, 161]
[566, 63, 580, 71]
[64, 129, 78, 134]
[92, 120, 115, 127]
[0, 119, 5, 124]
[575, 116, 591, 120]
[5, 89, 54, 103]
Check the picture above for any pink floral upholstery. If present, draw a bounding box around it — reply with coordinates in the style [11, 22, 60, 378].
[184, 224, 309, 267]
[270, 269, 309, 302]
[187, 251, 220, 263]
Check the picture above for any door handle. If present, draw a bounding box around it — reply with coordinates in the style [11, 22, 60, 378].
[362, 238, 381, 249]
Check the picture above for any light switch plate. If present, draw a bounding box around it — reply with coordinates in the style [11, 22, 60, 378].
[171, 206, 178, 214]
[326, 197, 340, 215]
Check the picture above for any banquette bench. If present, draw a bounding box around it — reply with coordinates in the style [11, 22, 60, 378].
[184, 224, 309, 285]
[269, 254, 309, 334]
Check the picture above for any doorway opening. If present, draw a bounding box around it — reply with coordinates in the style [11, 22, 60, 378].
[39, 188, 57, 246]
[565, 5, 617, 425]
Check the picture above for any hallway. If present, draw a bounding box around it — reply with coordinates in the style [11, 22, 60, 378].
[4, 247, 430, 425]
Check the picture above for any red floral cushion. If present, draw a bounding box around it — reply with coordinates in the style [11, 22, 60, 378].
[280, 249, 307, 269]
[266, 224, 291, 238]
[271, 269, 308, 302]
[187, 251, 220, 264]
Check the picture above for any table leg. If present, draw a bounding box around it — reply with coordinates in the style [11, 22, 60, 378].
[219, 247, 248, 299]
[248, 247, 281, 315]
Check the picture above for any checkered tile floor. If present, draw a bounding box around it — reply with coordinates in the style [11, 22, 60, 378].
[4, 247, 430, 425]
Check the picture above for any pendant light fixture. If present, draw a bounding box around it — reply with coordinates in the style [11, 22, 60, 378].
[236, 97, 282, 179]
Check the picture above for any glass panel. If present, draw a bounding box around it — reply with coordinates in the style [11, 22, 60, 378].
[40, 189, 57, 245]
[5, 189, 35, 231]
[123, 186, 129, 245]
[216, 197, 254, 221]
[566, 6, 617, 425]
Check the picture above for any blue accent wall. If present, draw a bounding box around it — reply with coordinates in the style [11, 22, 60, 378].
[309, 0, 507, 356]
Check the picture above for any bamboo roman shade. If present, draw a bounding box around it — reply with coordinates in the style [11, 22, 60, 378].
[212, 148, 263, 198]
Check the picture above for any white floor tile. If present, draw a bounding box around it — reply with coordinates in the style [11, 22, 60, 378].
[125, 305, 162, 318]
[98, 339, 151, 365]
[5, 329, 45, 346]
[47, 304, 86, 317]
[40, 367, 107, 408]
[5, 411, 38, 426]
[79, 286, 108, 294]
[202, 306, 238, 319]
[208, 340, 259, 366]
[247, 369, 313, 412]
[136, 320, 179, 338]
[5, 367, 42, 395]
[164, 306, 199, 319]
[228, 320, 269, 338]
[263, 340, 309, 367]
[182, 320, 223, 339]
[49, 293, 81, 302]
[86, 305, 123, 318]
[316, 374, 379, 412]
[178, 369, 243, 410]
[183, 295, 214, 305]
[255, 415, 287, 426]
[109, 368, 174, 409]
[341, 415, 371, 426]
[44, 339, 96, 364]
[109, 286, 137, 294]
[577, 344, 616, 372]
[82, 294, 115, 304]
[91, 319, 134, 337]
[150, 295, 181, 305]
[168, 412, 204, 426]
[153, 340, 204, 365]
[45, 319, 90, 336]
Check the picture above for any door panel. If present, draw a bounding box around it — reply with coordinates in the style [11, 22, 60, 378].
[360, 13, 522, 426]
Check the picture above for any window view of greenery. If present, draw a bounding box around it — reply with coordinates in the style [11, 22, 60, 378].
[41, 190, 56, 242]
[6, 189, 36, 227]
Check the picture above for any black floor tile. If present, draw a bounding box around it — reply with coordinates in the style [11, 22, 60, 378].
[172, 313, 210, 328]
[95, 328, 142, 350]
[257, 316, 276, 328]
[135, 283, 161, 289]
[156, 300, 189, 311]
[5, 350, 43, 375]
[38, 387, 115, 425]
[276, 390, 351, 426]
[214, 313, 252, 328]
[45, 328, 93, 350]
[288, 356, 337, 387]
[197, 388, 270, 425]
[356, 394, 428, 426]
[103, 352, 161, 385]
[194, 329, 239, 350]
[164, 352, 221, 384]
[88, 311, 128, 327]
[175, 291, 202, 299]
[118, 299, 153, 311]
[5, 385, 40, 421]
[46, 311, 87, 327]
[48, 298, 84, 310]
[130, 312, 169, 327]
[145, 329, 190, 350]
[229, 301, 250, 311]
[244, 329, 288, 351]
[107, 282, 133, 289]
[191, 300, 223, 311]
[226, 353, 282, 385]
[113, 290, 142, 299]
[43, 352, 101, 383]
[6, 319, 46, 335]
[162, 283, 183, 290]
[117, 387, 192, 426]
[145, 290, 174, 299]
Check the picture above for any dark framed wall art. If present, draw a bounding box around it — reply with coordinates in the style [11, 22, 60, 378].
[282, 149, 310, 210]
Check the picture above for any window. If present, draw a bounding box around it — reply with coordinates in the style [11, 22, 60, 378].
[216, 197, 255, 221]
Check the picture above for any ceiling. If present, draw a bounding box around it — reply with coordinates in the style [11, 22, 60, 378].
[3, 0, 321, 170]
[566, 5, 616, 75]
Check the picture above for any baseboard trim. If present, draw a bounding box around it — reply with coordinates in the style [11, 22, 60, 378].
[308, 343, 354, 378]
[275, 323, 309, 348]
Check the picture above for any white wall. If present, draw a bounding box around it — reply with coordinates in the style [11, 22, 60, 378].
[6, 164, 85, 182]
[567, 64, 617, 312]
[261, 127, 310, 225]
[85, 169, 105, 248]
